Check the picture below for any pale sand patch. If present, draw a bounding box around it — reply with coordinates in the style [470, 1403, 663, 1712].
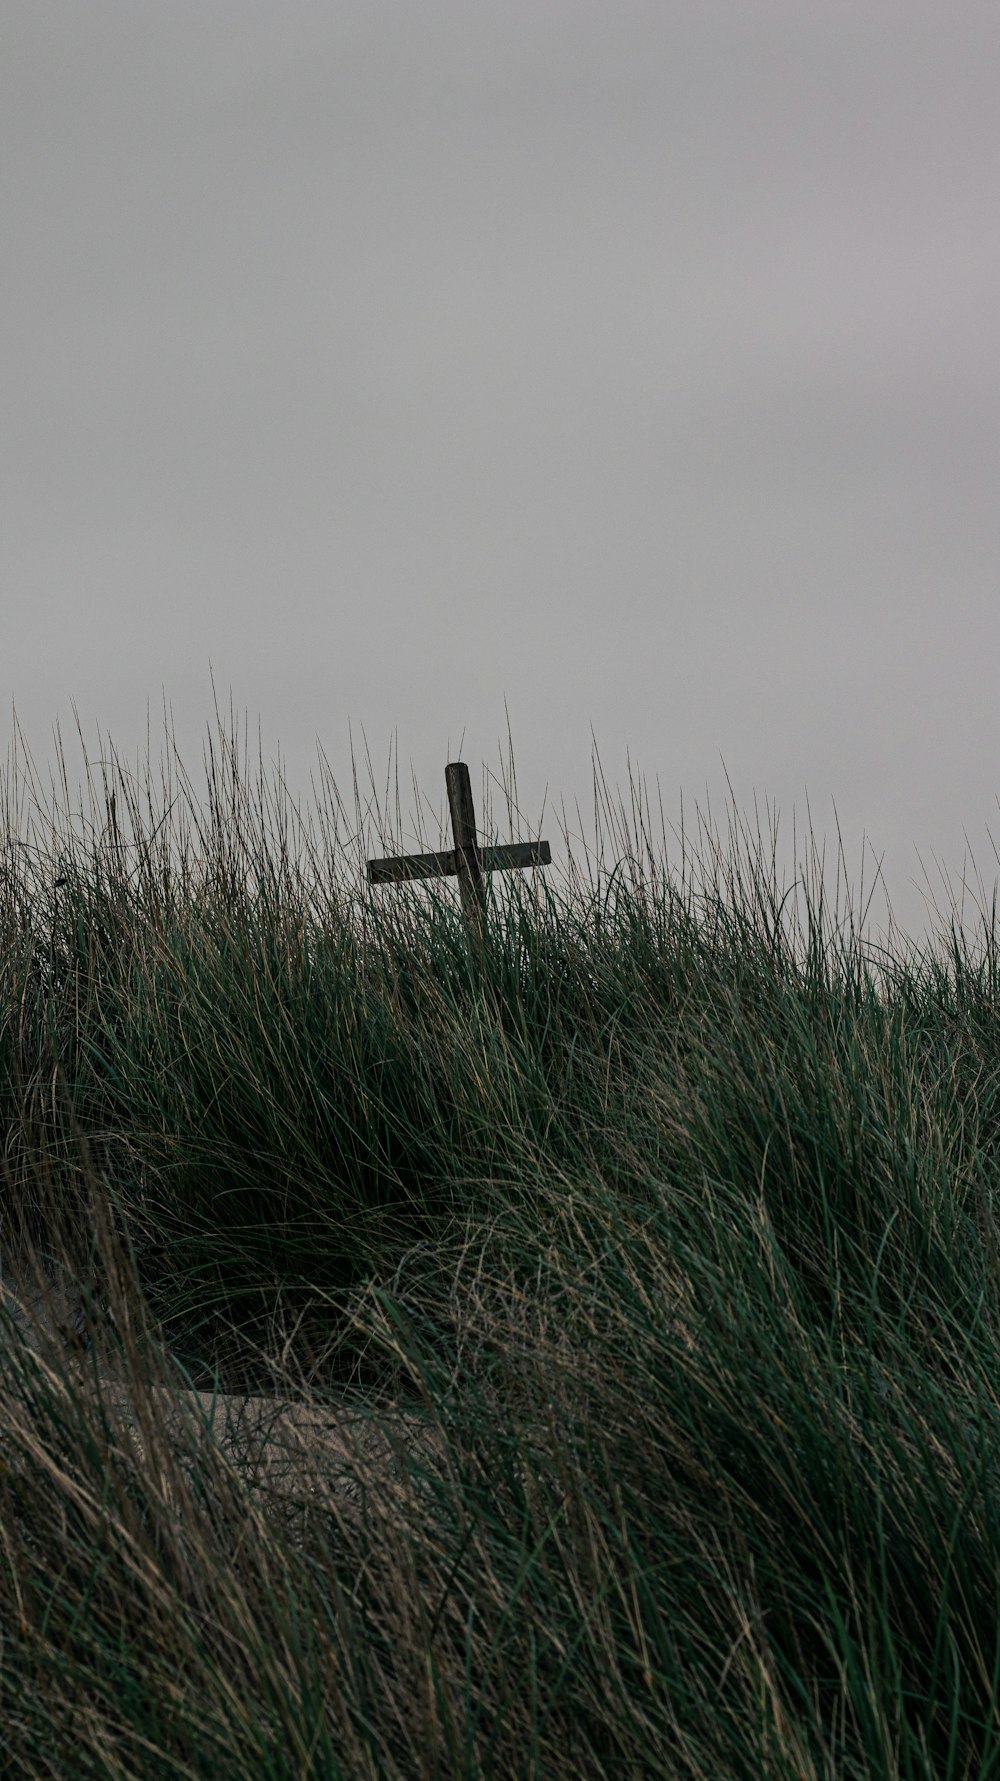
[106, 1378, 445, 1479]
[0, 1256, 456, 1533]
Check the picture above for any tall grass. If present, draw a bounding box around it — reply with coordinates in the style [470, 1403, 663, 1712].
[0, 704, 999, 1776]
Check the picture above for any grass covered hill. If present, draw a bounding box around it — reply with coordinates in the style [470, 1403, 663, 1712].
[0, 710, 999, 1777]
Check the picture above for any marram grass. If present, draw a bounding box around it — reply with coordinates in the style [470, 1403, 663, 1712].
[0, 711, 998, 1776]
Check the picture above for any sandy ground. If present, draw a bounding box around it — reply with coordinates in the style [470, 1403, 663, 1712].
[0, 1249, 453, 1526]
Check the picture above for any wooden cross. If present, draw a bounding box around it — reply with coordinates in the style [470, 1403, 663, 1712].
[367, 761, 551, 935]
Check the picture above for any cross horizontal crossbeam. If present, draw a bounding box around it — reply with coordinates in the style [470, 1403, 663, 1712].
[367, 838, 550, 885]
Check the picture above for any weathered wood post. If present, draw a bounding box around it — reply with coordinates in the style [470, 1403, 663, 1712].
[445, 761, 485, 933]
[367, 760, 550, 948]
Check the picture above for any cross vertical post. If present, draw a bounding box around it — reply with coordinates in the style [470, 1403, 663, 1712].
[445, 761, 485, 932]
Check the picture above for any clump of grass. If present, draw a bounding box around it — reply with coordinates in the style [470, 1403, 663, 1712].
[0, 703, 999, 1775]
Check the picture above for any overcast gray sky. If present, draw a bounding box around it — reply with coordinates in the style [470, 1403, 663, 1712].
[4, 0, 999, 967]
